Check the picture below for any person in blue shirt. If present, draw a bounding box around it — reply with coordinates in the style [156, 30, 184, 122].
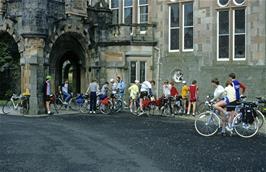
[116, 76, 126, 108]
[228, 73, 246, 101]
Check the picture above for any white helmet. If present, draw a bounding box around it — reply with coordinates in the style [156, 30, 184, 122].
[182, 80, 186, 84]
[110, 78, 114, 82]
[135, 80, 140, 84]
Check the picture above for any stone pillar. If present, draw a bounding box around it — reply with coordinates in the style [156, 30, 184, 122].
[20, 0, 48, 114]
[21, 38, 46, 114]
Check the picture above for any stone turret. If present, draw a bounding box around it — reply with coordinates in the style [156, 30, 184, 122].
[21, 0, 48, 37]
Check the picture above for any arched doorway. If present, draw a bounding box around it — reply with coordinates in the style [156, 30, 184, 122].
[49, 32, 87, 94]
[0, 31, 20, 99]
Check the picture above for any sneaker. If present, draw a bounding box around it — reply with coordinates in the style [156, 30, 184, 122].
[89, 111, 92, 114]
[48, 112, 54, 115]
[63, 101, 68, 105]
[93, 111, 96, 114]
[192, 113, 195, 116]
[130, 109, 133, 113]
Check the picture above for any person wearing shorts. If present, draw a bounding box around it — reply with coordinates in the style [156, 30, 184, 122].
[214, 79, 236, 133]
[187, 80, 198, 116]
[139, 80, 155, 113]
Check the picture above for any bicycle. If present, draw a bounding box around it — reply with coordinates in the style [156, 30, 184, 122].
[160, 96, 184, 116]
[2, 94, 30, 114]
[110, 94, 123, 113]
[194, 98, 260, 138]
[80, 94, 113, 114]
[133, 95, 159, 116]
[53, 93, 80, 112]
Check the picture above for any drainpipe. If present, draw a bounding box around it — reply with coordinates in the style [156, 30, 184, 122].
[154, 47, 161, 97]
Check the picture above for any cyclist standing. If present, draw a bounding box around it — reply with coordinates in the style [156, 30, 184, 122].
[43, 75, 53, 115]
[86, 79, 100, 114]
[117, 76, 126, 109]
[139, 80, 155, 114]
[187, 80, 198, 116]
[181, 81, 189, 114]
[128, 80, 140, 113]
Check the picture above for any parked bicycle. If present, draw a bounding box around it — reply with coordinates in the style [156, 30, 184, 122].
[194, 97, 260, 138]
[161, 96, 183, 116]
[2, 94, 30, 114]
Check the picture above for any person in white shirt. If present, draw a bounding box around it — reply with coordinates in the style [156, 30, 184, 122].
[213, 79, 236, 134]
[139, 80, 155, 113]
[211, 78, 225, 102]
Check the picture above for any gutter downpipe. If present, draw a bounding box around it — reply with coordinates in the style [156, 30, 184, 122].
[154, 47, 160, 97]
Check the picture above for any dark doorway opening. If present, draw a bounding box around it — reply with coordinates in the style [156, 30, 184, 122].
[56, 51, 81, 93]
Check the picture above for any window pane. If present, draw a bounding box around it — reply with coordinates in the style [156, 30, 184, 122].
[235, 35, 245, 59]
[184, 28, 193, 49]
[140, 61, 146, 83]
[124, 8, 132, 24]
[139, 0, 148, 5]
[219, 11, 229, 34]
[140, 6, 148, 23]
[170, 28, 179, 50]
[130, 61, 136, 83]
[124, 0, 132, 6]
[219, 36, 229, 59]
[184, 3, 193, 26]
[111, 0, 119, 8]
[112, 9, 119, 24]
[170, 4, 179, 27]
[235, 9, 245, 33]
[218, 0, 229, 6]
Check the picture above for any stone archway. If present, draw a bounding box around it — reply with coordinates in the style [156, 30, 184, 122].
[0, 31, 20, 99]
[49, 32, 88, 94]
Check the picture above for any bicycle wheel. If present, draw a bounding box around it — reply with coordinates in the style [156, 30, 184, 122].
[194, 111, 220, 137]
[256, 110, 265, 129]
[2, 100, 14, 114]
[99, 100, 112, 114]
[69, 100, 79, 111]
[161, 104, 171, 116]
[22, 99, 30, 114]
[197, 102, 207, 114]
[113, 99, 122, 112]
[233, 113, 259, 138]
[80, 100, 90, 113]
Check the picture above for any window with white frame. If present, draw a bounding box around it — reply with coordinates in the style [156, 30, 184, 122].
[110, 0, 120, 24]
[130, 61, 146, 83]
[183, 2, 193, 51]
[217, 0, 246, 61]
[169, 3, 179, 52]
[169, 2, 194, 52]
[138, 0, 148, 31]
[217, 10, 230, 60]
[123, 0, 133, 24]
[233, 9, 245, 60]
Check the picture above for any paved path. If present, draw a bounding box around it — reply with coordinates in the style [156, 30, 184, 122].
[0, 113, 266, 172]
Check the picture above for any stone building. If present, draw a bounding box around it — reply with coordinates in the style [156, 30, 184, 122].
[0, 0, 265, 114]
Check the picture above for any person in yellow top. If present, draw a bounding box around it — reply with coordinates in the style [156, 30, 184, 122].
[128, 80, 140, 113]
[181, 80, 189, 114]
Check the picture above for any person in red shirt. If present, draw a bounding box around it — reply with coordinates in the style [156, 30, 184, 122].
[187, 80, 198, 116]
[170, 81, 179, 97]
